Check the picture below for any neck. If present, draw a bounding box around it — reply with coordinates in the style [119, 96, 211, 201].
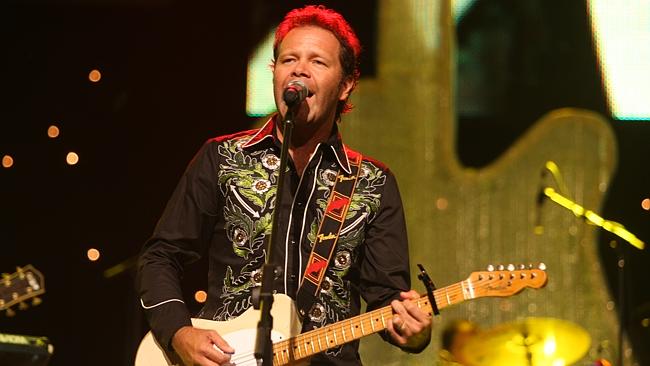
[275, 115, 336, 175]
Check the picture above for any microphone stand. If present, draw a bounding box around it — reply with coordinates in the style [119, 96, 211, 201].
[540, 187, 645, 366]
[254, 108, 295, 366]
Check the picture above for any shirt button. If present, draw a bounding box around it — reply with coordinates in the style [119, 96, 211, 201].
[297, 201, 304, 207]
[290, 274, 296, 279]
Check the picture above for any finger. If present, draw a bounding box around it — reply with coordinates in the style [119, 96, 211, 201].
[202, 333, 232, 364]
[392, 299, 421, 327]
[204, 345, 231, 365]
[402, 299, 432, 323]
[208, 331, 235, 354]
[386, 316, 407, 345]
[400, 290, 419, 301]
[391, 299, 408, 317]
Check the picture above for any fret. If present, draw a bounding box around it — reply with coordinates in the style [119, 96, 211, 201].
[342, 326, 347, 341]
[466, 279, 475, 299]
[360, 320, 365, 335]
[333, 329, 338, 345]
[460, 281, 468, 300]
[381, 312, 386, 328]
[351, 321, 356, 338]
[318, 334, 323, 350]
[310, 336, 315, 354]
[445, 287, 451, 304]
[370, 315, 376, 331]
[303, 340, 309, 356]
[281, 348, 287, 363]
[274, 350, 279, 365]
[325, 331, 330, 346]
[296, 343, 302, 358]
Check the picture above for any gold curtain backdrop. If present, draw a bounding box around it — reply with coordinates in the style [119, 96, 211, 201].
[340, 0, 625, 364]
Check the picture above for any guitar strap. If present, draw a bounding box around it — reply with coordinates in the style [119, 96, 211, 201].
[295, 150, 363, 319]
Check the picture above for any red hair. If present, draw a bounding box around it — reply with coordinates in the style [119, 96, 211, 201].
[273, 5, 362, 116]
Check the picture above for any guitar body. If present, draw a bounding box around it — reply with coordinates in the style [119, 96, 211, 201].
[135, 294, 304, 366]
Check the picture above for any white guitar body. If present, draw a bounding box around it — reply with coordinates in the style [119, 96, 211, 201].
[135, 294, 304, 366]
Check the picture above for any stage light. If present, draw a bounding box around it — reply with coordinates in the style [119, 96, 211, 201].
[89, 69, 102, 83]
[641, 198, 650, 211]
[87, 248, 100, 262]
[642, 318, 649, 327]
[2, 155, 13, 168]
[194, 290, 207, 303]
[246, 30, 276, 117]
[453, 0, 477, 21]
[589, 0, 650, 120]
[66, 152, 79, 165]
[436, 197, 449, 210]
[47, 125, 60, 138]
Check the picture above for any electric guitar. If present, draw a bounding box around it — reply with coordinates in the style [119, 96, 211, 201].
[135, 265, 547, 366]
[0, 264, 45, 317]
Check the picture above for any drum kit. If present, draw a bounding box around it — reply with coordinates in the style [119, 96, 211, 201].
[456, 317, 592, 366]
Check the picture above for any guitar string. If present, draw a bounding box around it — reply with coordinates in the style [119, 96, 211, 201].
[263, 282, 472, 362]
[225, 274, 537, 363]
[270, 281, 467, 353]
[227, 292, 443, 364]
[270, 273, 537, 356]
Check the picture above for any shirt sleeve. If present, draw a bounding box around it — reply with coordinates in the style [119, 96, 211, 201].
[358, 169, 417, 347]
[136, 139, 221, 351]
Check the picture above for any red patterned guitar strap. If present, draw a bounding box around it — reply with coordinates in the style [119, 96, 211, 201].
[296, 150, 363, 319]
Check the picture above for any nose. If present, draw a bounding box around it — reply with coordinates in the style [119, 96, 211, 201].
[291, 59, 310, 78]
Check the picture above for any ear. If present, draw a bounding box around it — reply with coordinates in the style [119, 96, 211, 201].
[338, 77, 355, 101]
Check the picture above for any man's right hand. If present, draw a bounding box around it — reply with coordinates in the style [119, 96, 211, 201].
[171, 326, 235, 366]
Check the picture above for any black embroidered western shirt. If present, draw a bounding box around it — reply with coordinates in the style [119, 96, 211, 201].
[137, 117, 412, 365]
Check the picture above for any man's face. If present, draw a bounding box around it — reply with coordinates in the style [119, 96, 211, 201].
[272, 26, 353, 127]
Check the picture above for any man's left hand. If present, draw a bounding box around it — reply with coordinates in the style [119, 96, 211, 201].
[386, 290, 432, 352]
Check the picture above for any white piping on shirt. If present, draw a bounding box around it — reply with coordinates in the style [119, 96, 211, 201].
[340, 212, 367, 236]
[283, 144, 322, 293]
[297, 155, 323, 284]
[241, 118, 274, 148]
[140, 298, 185, 310]
[329, 145, 351, 174]
[230, 185, 261, 218]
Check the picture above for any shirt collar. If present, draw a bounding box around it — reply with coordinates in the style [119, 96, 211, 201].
[242, 115, 352, 174]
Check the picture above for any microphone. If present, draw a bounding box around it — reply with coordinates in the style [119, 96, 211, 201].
[283, 80, 309, 108]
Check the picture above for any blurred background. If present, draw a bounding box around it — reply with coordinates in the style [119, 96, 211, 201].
[1, 0, 648, 365]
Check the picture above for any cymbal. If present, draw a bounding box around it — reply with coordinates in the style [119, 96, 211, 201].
[460, 317, 591, 366]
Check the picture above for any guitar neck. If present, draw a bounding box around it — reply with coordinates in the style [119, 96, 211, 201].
[270, 266, 547, 365]
[271, 280, 470, 365]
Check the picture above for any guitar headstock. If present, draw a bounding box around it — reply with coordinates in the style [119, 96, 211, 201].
[1, 265, 45, 316]
[468, 263, 547, 298]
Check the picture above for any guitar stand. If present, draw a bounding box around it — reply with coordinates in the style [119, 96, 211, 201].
[417, 264, 440, 316]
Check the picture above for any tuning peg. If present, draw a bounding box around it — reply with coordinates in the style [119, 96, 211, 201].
[5, 308, 16, 317]
[497, 264, 505, 271]
[486, 264, 495, 272]
[16, 266, 25, 279]
[519, 264, 526, 270]
[507, 264, 515, 271]
[18, 302, 28, 310]
[538, 263, 547, 271]
[32, 297, 42, 306]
